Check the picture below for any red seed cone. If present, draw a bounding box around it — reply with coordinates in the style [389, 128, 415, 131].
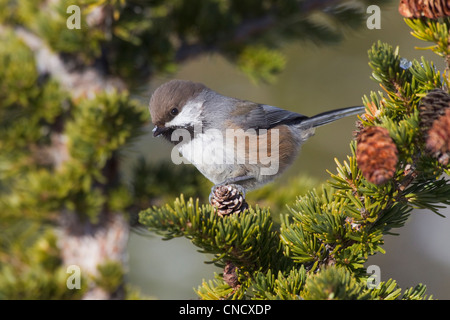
[399, 0, 450, 19]
[356, 126, 399, 185]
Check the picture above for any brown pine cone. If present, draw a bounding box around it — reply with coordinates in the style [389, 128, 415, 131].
[419, 89, 450, 137]
[425, 108, 450, 165]
[356, 126, 399, 185]
[223, 261, 239, 288]
[399, 0, 420, 18]
[210, 185, 248, 217]
[429, 0, 450, 18]
[399, 0, 450, 19]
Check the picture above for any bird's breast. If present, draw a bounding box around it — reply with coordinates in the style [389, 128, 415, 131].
[176, 130, 234, 184]
[174, 124, 310, 185]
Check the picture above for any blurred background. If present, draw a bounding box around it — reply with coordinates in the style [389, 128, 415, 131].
[1, 0, 449, 300]
[126, 4, 450, 299]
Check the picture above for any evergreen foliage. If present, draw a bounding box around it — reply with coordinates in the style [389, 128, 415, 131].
[139, 17, 450, 299]
[1, 0, 389, 299]
[1, 0, 448, 300]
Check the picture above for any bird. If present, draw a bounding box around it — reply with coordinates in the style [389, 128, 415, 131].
[149, 79, 365, 194]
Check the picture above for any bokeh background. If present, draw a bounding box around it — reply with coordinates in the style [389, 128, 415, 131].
[2, 1, 449, 300]
[125, 4, 450, 299]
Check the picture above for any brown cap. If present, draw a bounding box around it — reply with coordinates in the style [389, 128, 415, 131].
[149, 80, 206, 126]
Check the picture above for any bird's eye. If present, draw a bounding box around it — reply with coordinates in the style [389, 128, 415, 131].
[170, 107, 179, 116]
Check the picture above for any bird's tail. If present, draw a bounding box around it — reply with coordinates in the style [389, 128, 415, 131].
[297, 106, 366, 129]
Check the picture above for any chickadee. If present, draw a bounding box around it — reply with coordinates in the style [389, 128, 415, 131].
[149, 79, 365, 192]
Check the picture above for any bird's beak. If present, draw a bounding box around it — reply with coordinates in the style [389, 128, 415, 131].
[152, 126, 169, 137]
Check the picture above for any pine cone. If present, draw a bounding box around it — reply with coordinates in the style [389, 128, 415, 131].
[399, 0, 450, 19]
[210, 185, 248, 217]
[223, 261, 239, 288]
[356, 126, 398, 185]
[419, 89, 450, 137]
[427, 0, 450, 18]
[425, 108, 450, 165]
[399, 0, 419, 18]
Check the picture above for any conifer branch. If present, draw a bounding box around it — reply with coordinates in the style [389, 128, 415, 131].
[3, 0, 449, 301]
[10, 26, 126, 99]
[140, 9, 450, 300]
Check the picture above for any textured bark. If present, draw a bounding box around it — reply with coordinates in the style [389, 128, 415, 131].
[9, 25, 129, 300]
[58, 210, 129, 299]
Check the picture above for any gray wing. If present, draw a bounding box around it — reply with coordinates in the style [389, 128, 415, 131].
[232, 101, 307, 130]
[260, 104, 308, 128]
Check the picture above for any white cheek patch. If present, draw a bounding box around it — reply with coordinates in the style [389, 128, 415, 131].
[165, 100, 204, 128]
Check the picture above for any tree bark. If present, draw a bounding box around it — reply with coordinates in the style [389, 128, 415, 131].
[10, 25, 129, 300]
